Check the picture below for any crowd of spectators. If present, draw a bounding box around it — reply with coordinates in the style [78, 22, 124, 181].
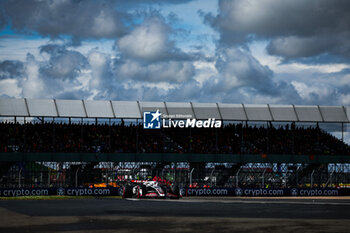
[166, 124, 350, 155]
[0, 122, 349, 155]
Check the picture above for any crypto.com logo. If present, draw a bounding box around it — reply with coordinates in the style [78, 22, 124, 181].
[290, 188, 298, 196]
[57, 187, 65, 196]
[235, 188, 243, 196]
[143, 110, 161, 129]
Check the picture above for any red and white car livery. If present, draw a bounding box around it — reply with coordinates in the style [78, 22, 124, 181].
[122, 180, 181, 199]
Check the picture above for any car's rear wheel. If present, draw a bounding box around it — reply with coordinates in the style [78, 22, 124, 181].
[166, 185, 180, 199]
[122, 185, 133, 198]
[172, 186, 180, 196]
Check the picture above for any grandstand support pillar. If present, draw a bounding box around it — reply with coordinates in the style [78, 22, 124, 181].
[342, 122, 344, 142]
[316, 122, 319, 151]
[81, 120, 84, 152]
[284, 169, 288, 188]
[215, 128, 218, 153]
[161, 168, 164, 180]
[329, 170, 334, 187]
[18, 168, 22, 188]
[105, 169, 108, 185]
[95, 118, 97, 125]
[210, 168, 215, 186]
[267, 121, 270, 154]
[109, 118, 111, 152]
[40, 162, 43, 187]
[189, 168, 194, 186]
[189, 128, 192, 152]
[236, 168, 241, 187]
[311, 169, 315, 188]
[52, 119, 55, 152]
[136, 119, 139, 153]
[241, 121, 244, 154]
[262, 168, 266, 188]
[296, 166, 300, 187]
[14, 116, 17, 124]
[24, 121, 26, 152]
[48, 169, 51, 187]
[75, 167, 80, 187]
[292, 122, 295, 154]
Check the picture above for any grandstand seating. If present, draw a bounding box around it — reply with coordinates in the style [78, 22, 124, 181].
[1, 122, 349, 155]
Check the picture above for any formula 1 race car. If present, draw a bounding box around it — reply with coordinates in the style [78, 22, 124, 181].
[122, 180, 181, 199]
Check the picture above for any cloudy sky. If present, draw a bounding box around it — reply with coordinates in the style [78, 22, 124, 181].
[1, 0, 350, 106]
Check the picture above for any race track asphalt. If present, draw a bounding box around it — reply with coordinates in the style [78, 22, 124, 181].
[1, 197, 350, 232]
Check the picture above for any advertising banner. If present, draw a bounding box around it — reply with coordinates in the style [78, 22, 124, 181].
[0, 187, 121, 197]
[1, 187, 348, 197]
[185, 188, 348, 197]
[185, 188, 235, 196]
[289, 188, 340, 196]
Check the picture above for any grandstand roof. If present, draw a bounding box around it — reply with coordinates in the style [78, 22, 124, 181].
[0, 98, 349, 123]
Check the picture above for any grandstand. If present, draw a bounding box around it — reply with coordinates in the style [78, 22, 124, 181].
[0, 98, 350, 190]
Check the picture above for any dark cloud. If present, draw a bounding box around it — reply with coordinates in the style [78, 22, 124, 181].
[155, 47, 302, 104]
[0, 60, 24, 80]
[206, 0, 350, 60]
[279, 53, 348, 65]
[165, 79, 202, 102]
[0, 7, 5, 29]
[39, 44, 66, 55]
[113, 0, 193, 9]
[0, 48, 91, 99]
[54, 90, 91, 100]
[40, 44, 88, 80]
[115, 59, 194, 83]
[267, 36, 332, 59]
[198, 47, 301, 104]
[1, 0, 127, 40]
[267, 33, 350, 60]
[214, 47, 275, 94]
[0, 0, 195, 41]
[292, 68, 350, 105]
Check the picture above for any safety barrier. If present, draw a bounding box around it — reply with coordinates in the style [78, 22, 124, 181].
[0, 187, 121, 197]
[1, 187, 349, 197]
[185, 188, 350, 197]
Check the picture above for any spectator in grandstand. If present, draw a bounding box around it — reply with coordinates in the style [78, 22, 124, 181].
[0, 122, 349, 155]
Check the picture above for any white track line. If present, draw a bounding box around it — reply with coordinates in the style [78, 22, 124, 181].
[135, 198, 350, 206]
